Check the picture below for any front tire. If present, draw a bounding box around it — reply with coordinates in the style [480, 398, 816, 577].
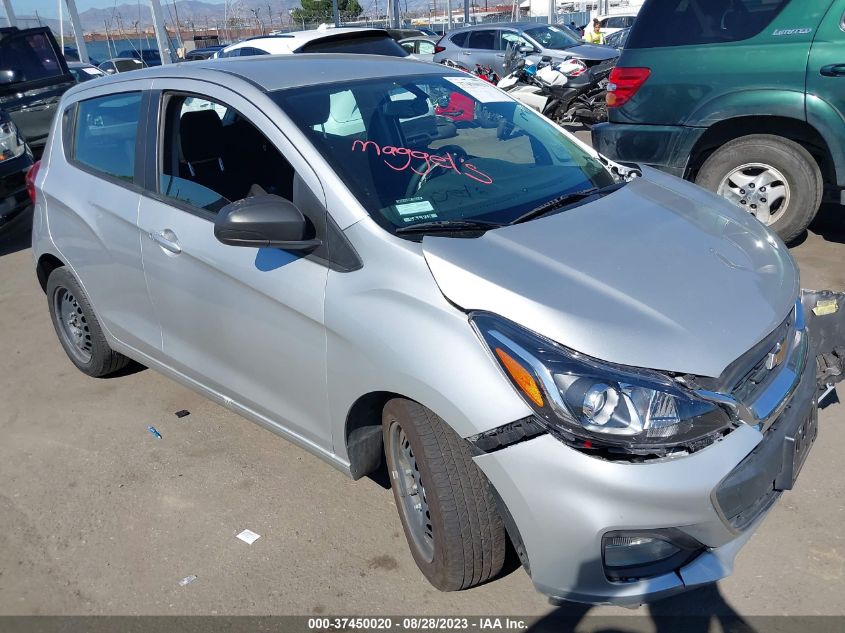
[383, 399, 505, 591]
[695, 134, 823, 243]
[46, 267, 130, 377]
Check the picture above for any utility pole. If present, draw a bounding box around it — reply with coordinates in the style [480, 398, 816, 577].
[548, 0, 554, 23]
[63, 0, 90, 61]
[447, 0, 452, 29]
[148, 0, 174, 63]
[463, 0, 468, 25]
[332, 0, 340, 27]
[2, 0, 17, 27]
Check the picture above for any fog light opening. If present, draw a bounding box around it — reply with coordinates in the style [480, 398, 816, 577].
[602, 529, 704, 582]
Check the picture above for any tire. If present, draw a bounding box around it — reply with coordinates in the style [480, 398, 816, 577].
[695, 134, 823, 243]
[46, 267, 130, 377]
[383, 398, 506, 591]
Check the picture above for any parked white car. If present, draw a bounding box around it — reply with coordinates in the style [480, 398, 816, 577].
[215, 27, 409, 58]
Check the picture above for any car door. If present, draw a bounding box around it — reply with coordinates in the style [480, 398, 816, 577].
[136, 80, 332, 450]
[807, 0, 845, 149]
[43, 85, 162, 354]
[463, 29, 500, 72]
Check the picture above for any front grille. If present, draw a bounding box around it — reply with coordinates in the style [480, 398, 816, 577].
[731, 314, 794, 406]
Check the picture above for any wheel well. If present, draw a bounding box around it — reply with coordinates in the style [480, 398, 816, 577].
[36, 254, 64, 292]
[686, 117, 836, 185]
[344, 391, 402, 480]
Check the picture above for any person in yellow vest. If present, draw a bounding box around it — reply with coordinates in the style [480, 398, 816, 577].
[584, 19, 605, 45]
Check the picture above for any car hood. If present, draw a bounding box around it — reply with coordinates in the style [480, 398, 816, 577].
[422, 168, 799, 378]
[546, 43, 618, 61]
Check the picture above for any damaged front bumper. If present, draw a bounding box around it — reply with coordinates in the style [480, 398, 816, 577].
[473, 290, 845, 606]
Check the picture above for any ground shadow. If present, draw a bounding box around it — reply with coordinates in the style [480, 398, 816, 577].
[101, 359, 147, 378]
[529, 583, 756, 633]
[0, 206, 32, 257]
[806, 203, 845, 245]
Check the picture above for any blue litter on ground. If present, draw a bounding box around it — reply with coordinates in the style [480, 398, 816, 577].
[147, 425, 162, 439]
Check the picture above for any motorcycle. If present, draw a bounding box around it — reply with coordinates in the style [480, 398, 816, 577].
[498, 45, 612, 128]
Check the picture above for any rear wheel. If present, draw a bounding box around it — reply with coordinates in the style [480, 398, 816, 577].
[383, 398, 505, 591]
[46, 267, 130, 377]
[695, 134, 822, 243]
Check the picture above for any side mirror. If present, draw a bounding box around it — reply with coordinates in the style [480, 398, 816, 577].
[0, 69, 20, 84]
[518, 45, 535, 55]
[214, 194, 322, 251]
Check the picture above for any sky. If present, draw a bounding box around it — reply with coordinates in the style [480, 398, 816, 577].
[4, 0, 222, 21]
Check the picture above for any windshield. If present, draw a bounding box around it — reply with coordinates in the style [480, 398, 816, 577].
[524, 25, 581, 50]
[272, 74, 612, 233]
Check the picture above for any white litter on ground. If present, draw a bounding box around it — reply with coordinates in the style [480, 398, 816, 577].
[178, 574, 197, 586]
[236, 529, 261, 545]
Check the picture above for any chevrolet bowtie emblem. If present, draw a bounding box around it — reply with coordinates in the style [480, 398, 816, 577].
[766, 341, 787, 370]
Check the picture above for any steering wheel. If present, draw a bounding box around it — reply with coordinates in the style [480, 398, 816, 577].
[404, 145, 470, 197]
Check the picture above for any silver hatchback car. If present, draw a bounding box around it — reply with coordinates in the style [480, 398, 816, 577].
[31, 55, 845, 605]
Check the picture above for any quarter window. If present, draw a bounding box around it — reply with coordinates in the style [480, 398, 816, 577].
[73, 92, 141, 181]
[450, 32, 469, 47]
[419, 41, 435, 55]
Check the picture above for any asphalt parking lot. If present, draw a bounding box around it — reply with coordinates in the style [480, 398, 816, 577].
[1, 185, 844, 621]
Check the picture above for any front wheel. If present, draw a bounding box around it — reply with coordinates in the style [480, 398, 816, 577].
[695, 134, 823, 243]
[383, 399, 506, 591]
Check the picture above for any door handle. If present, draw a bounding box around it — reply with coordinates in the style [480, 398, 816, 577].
[149, 230, 182, 255]
[820, 64, 845, 77]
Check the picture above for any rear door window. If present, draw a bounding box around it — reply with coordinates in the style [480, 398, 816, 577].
[73, 92, 142, 182]
[627, 0, 791, 48]
[467, 30, 498, 50]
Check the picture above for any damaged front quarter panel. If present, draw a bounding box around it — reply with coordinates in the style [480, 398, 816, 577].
[803, 289, 845, 401]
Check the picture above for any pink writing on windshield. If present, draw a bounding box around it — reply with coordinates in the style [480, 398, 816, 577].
[351, 140, 493, 185]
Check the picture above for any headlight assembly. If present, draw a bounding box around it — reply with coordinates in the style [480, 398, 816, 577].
[0, 118, 26, 163]
[470, 312, 735, 453]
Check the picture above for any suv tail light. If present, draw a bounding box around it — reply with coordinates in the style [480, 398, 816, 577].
[434, 36, 446, 54]
[606, 67, 651, 108]
[26, 159, 41, 203]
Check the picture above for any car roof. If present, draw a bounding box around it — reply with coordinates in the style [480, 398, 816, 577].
[67, 54, 457, 97]
[223, 27, 389, 54]
[449, 22, 555, 32]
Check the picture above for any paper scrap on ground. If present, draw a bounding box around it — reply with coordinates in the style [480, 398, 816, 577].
[813, 298, 839, 316]
[236, 529, 261, 545]
[178, 575, 197, 586]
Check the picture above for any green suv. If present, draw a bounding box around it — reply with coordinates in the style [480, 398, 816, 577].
[592, 0, 845, 242]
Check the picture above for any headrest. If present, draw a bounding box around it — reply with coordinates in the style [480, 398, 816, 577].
[288, 92, 331, 128]
[180, 109, 224, 163]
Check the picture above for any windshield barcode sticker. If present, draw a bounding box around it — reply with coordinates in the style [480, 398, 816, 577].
[395, 198, 435, 216]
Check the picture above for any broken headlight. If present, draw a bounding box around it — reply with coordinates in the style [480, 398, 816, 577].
[471, 312, 733, 451]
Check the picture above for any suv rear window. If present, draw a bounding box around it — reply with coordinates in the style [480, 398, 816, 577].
[299, 34, 408, 56]
[0, 30, 64, 82]
[450, 32, 469, 47]
[627, 0, 790, 48]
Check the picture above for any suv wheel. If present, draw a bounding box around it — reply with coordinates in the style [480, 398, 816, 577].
[695, 134, 822, 243]
[46, 267, 130, 377]
[382, 398, 505, 591]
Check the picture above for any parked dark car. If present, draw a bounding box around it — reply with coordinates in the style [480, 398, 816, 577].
[592, 0, 845, 242]
[0, 27, 75, 154]
[432, 23, 618, 77]
[0, 108, 33, 228]
[117, 48, 163, 66]
[184, 45, 225, 61]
